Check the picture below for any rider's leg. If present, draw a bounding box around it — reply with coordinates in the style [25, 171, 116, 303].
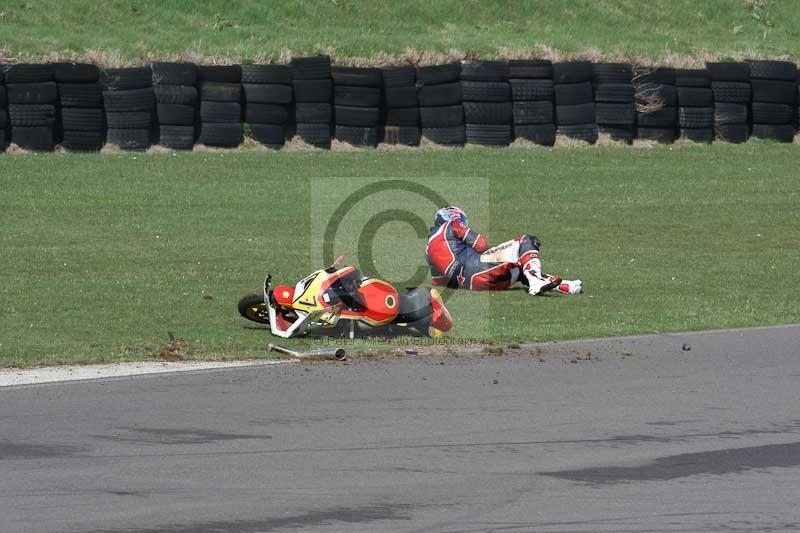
[428, 288, 453, 337]
[516, 235, 561, 295]
[463, 261, 519, 290]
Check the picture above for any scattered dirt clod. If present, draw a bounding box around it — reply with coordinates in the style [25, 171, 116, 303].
[159, 332, 185, 361]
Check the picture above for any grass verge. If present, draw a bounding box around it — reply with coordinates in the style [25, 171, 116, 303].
[1, 1, 799, 65]
[1, 141, 799, 367]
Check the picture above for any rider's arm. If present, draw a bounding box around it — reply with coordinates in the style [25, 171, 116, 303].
[451, 220, 489, 253]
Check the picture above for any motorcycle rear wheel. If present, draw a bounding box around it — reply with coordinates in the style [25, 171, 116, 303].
[238, 292, 270, 324]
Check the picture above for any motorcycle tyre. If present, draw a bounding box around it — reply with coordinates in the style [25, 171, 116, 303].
[238, 292, 270, 324]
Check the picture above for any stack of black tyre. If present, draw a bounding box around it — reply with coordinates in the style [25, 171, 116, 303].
[509, 59, 555, 145]
[418, 62, 465, 146]
[5, 63, 57, 151]
[707, 62, 750, 144]
[635, 67, 677, 143]
[381, 66, 420, 146]
[593, 63, 635, 143]
[460, 61, 512, 146]
[291, 56, 332, 149]
[241, 64, 293, 148]
[676, 68, 714, 143]
[332, 66, 382, 147]
[797, 70, 800, 132]
[747, 60, 797, 143]
[56, 63, 104, 152]
[198, 66, 242, 148]
[152, 62, 197, 150]
[553, 61, 597, 143]
[0, 66, 7, 150]
[101, 67, 155, 151]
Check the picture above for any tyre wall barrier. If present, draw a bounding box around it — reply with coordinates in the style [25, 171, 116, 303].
[293, 56, 332, 149]
[0, 65, 6, 148]
[0, 58, 798, 152]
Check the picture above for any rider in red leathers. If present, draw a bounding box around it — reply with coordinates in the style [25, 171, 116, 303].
[425, 206, 582, 295]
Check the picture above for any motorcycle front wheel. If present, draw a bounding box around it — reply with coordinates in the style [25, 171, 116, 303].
[238, 292, 270, 324]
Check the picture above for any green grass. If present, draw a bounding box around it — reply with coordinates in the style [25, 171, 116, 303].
[1, 143, 799, 367]
[1, 1, 800, 63]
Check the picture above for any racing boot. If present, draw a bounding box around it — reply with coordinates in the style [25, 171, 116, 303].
[520, 250, 560, 296]
[555, 279, 583, 294]
[428, 288, 453, 337]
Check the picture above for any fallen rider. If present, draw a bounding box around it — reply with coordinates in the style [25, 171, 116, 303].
[425, 206, 582, 295]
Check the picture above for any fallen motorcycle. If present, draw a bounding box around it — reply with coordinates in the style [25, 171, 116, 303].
[238, 257, 453, 339]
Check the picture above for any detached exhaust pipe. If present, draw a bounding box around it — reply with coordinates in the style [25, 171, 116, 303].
[268, 343, 347, 361]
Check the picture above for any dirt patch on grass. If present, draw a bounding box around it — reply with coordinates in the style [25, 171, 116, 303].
[418, 136, 462, 151]
[508, 137, 553, 150]
[99, 143, 126, 155]
[5, 144, 34, 155]
[158, 332, 189, 362]
[630, 139, 660, 149]
[191, 142, 274, 153]
[283, 136, 328, 152]
[146, 144, 174, 154]
[330, 139, 367, 152]
[595, 133, 632, 147]
[463, 143, 511, 151]
[238, 136, 282, 152]
[554, 135, 595, 148]
[376, 142, 418, 152]
[331, 339, 592, 366]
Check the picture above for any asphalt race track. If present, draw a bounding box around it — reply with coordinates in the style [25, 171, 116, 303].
[2, 325, 799, 532]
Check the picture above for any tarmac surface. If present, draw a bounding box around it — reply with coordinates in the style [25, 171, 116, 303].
[1, 324, 799, 532]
